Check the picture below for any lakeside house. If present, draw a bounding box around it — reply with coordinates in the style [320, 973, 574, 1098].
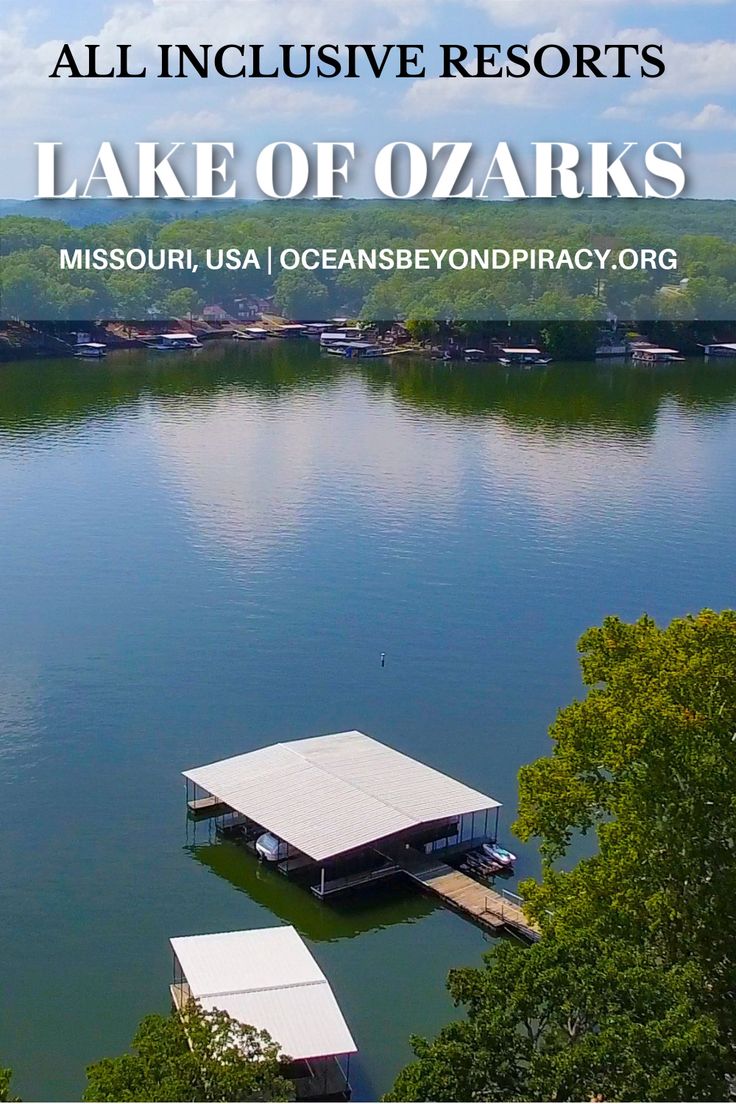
[202, 304, 231, 323]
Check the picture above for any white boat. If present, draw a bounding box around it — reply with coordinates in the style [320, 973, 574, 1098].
[464, 349, 487, 363]
[482, 842, 517, 867]
[146, 332, 203, 351]
[73, 342, 107, 359]
[255, 832, 289, 862]
[498, 347, 552, 367]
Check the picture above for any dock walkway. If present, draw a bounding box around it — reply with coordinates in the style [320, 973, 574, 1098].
[379, 845, 540, 942]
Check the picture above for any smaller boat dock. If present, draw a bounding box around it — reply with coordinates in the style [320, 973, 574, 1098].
[232, 326, 269, 340]
[320, 329, 362, 348]
[498, 347, 552, 367]
[702, 342, 736, 359]
[170, 926, 356, 1101]
[146, 332, 203, 351]
[73, 341, 107, 359]
[325, 340, 385, 360]
[630, 346, 684, 364]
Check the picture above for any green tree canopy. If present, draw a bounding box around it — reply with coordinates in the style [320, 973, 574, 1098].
[84, 1000, 292, 1102]
[515, 610, 736, 1038]
[0, 1068, 18, 1103]
[388, 610, 736, 1101]
[386, 932, 726, 1102]
[273, 270, 329, 320]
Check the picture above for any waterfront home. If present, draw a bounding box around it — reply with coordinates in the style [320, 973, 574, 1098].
[170, 926, 356, 1100]
[202, 304, 231, 323]
[232, 297, 261, 322]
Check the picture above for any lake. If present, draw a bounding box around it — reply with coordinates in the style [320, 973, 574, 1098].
[1, 341, 735, 1101]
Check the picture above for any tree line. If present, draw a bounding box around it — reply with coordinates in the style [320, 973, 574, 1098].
[1, 199, 736, 325]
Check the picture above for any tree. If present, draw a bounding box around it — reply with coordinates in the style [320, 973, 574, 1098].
[84, 1000, 292, 1102]
[161, 287, 201, 321]
[515, 611, 736, 1045]
[386, 932, 726, 1102]
[404, 319, 439, 343]
[540, 319, 600, 360]
[273, 271, 329, 320]
[388, 610, 736, 1102]
[0, 1068, 18, 1102]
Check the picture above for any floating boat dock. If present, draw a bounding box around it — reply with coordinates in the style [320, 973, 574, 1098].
[183, 730, 538, 944]
[702, 342, 736, 359]
[170, 926, 356, 1101]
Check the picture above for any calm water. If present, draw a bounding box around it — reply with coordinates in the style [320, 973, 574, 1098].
[1, 342, 735, 1101]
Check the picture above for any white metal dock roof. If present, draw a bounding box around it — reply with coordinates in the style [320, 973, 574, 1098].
[183, 730, 500, 861]
[170, 926, 357, 1061]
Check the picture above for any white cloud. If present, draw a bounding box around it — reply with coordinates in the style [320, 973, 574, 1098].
[401, 29, 576, 115]
[148, 109, 225, 133]
[601, 104, 642, 121]
[467, 0, 729, 32]
[623, 37, 736, 104]
[663, 103, 736, 130]
[230, 86, 357, 118]
[1, 0, 735, 198]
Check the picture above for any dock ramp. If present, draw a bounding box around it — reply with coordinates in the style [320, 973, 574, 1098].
[379, 845, 540, 942]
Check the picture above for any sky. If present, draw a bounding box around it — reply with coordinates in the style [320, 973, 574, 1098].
[1, 0, 735, 199]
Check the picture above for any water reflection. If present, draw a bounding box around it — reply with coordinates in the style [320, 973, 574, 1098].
[2, 343, 735, 1102]
[0, 661, 44, 778]
[1, 343, 736, 441]
[373, 359, 736, 433]
[186, 838, 439, 942]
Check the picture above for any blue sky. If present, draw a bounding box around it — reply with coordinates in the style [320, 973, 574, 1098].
[2, 0, 735, 198]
